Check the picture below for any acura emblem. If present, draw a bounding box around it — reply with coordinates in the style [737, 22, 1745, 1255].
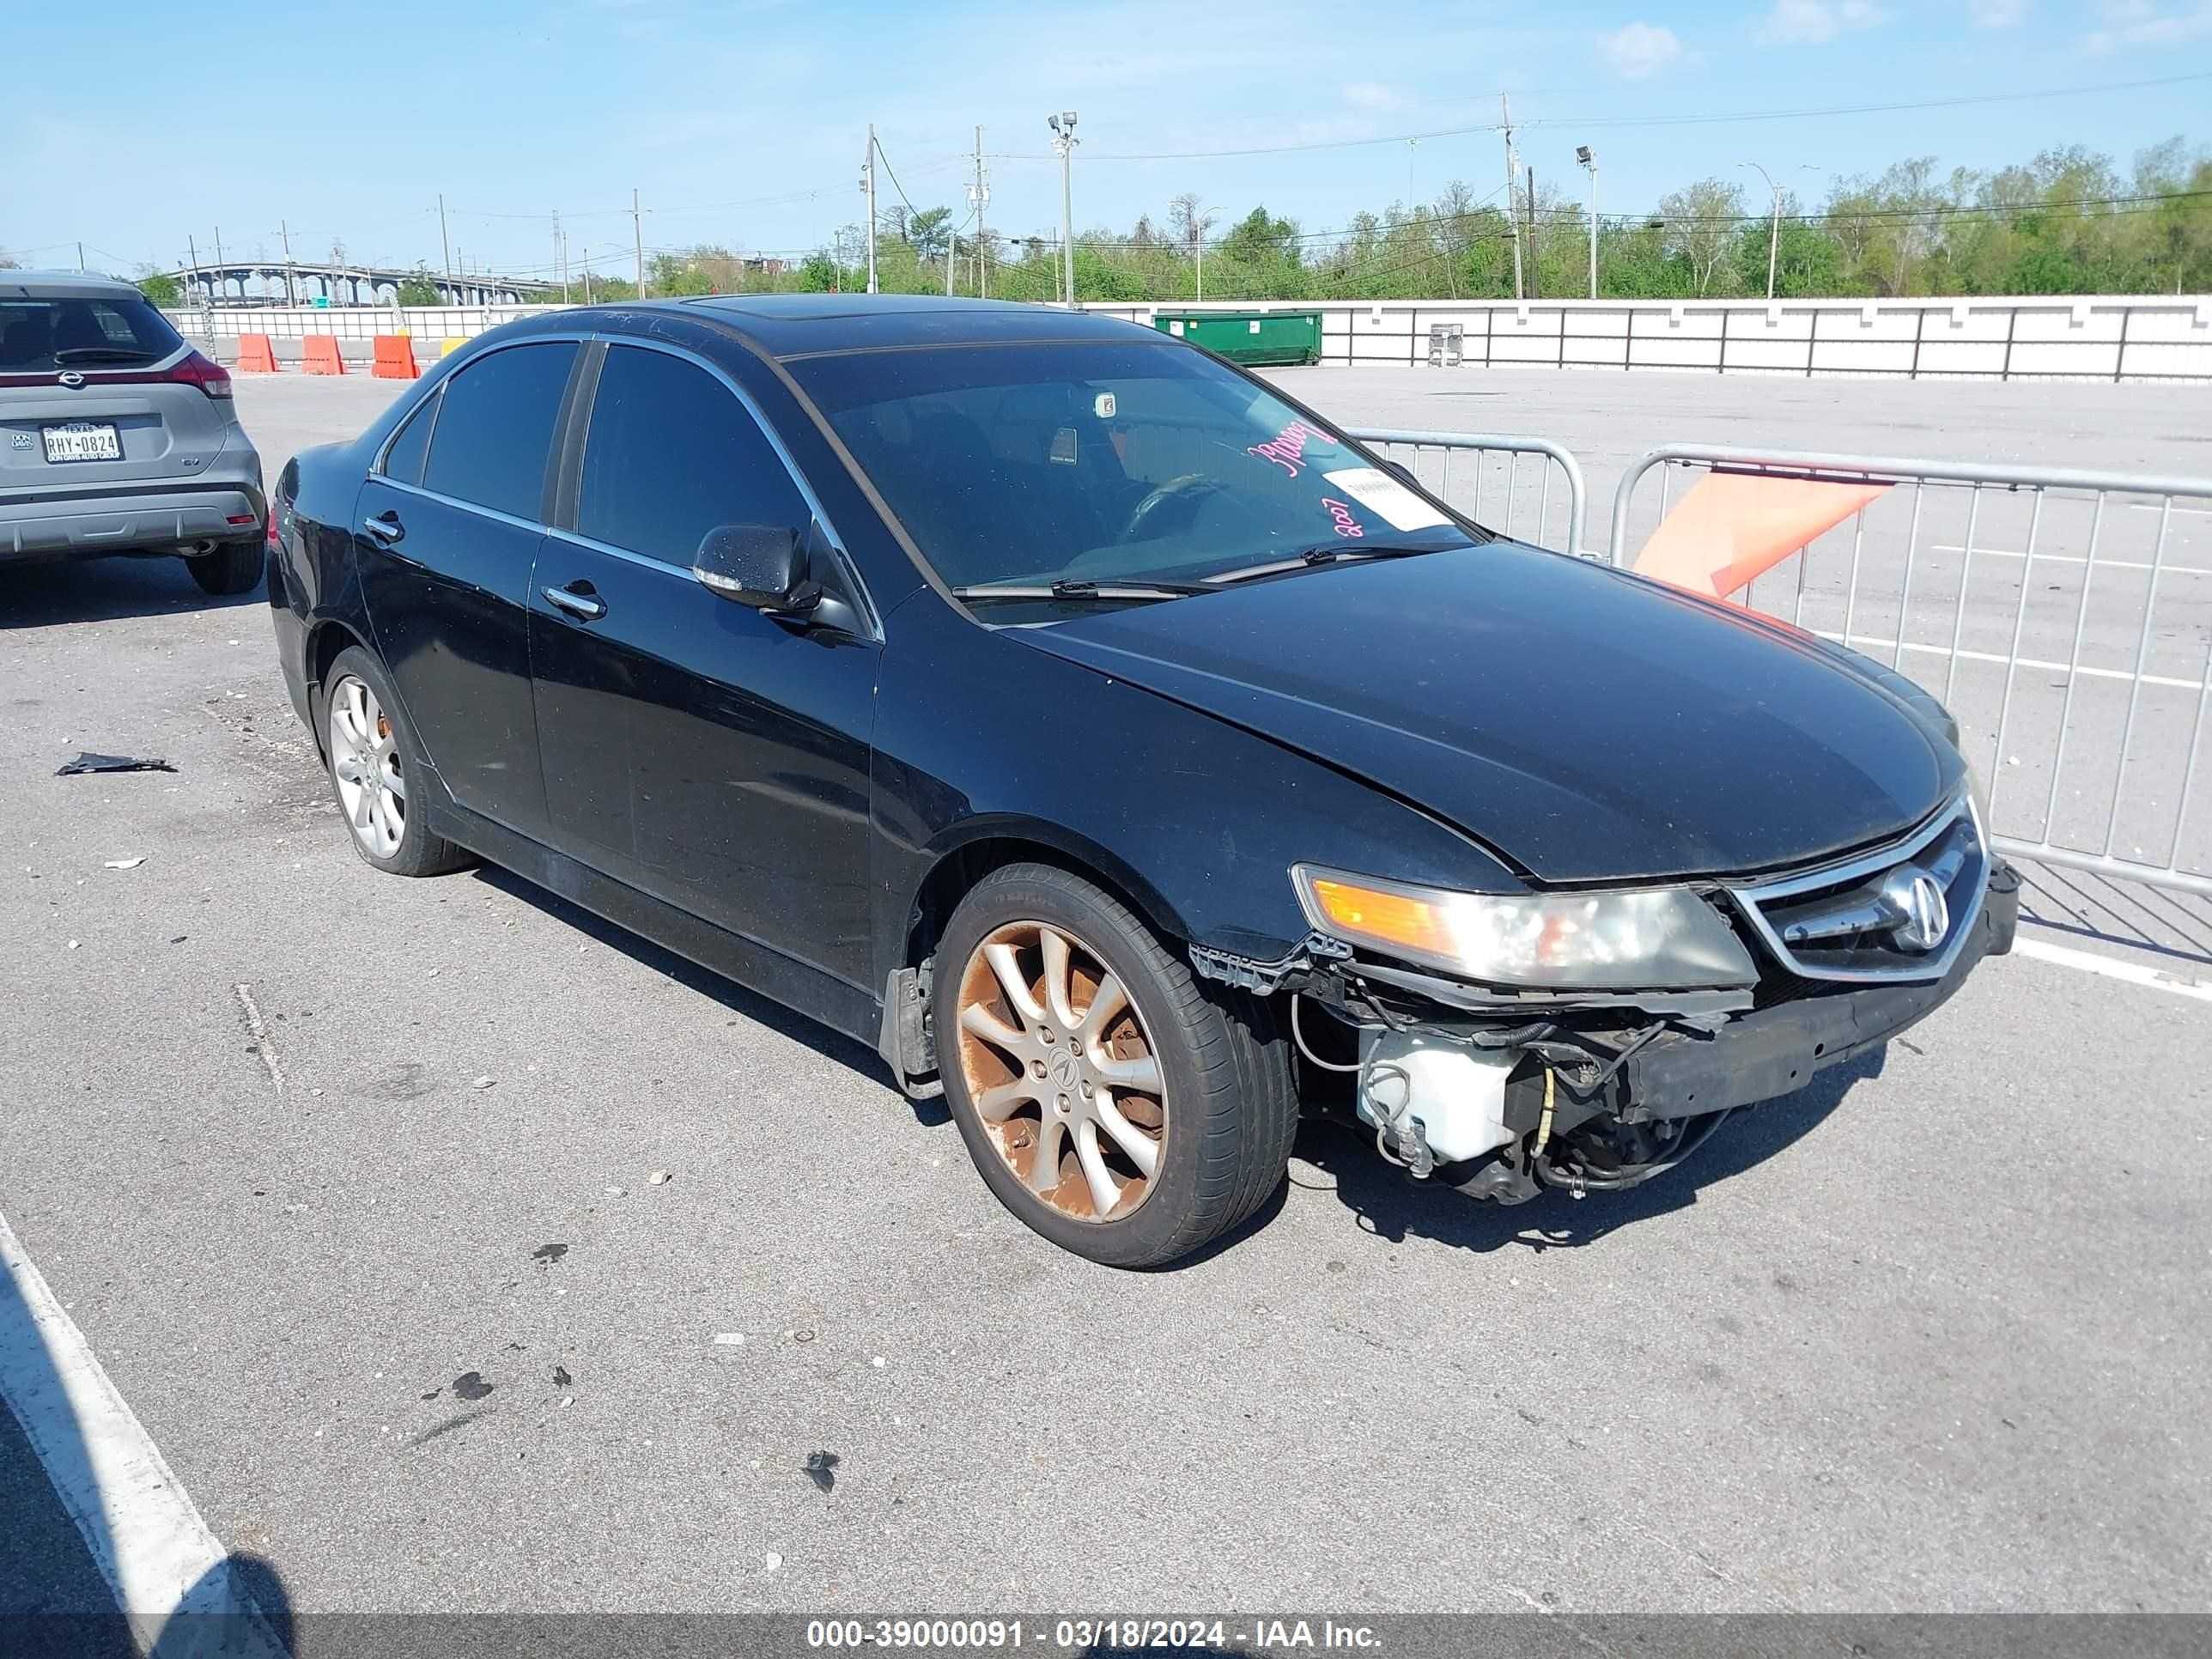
[1879, 866, 1950, 952]
[58, 371, 85, 389]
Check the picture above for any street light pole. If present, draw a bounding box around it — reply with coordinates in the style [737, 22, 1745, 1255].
[1738, 161, 1784, 300]
[863, 125, 879, 295]
[1576, 146, 1598, 300]
[1048, 110, 1079, 307]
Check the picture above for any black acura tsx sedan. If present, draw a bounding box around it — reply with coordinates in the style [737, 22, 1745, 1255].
[266, 295, 2015, 1267]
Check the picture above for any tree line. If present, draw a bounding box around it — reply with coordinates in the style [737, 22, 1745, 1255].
[628, 137, 2212, 304]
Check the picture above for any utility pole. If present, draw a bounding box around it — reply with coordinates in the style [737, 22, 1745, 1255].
[1048, 110, 1079, 307]
[438, 193, 453, 279]
[280, 219, 297, 307]
[554, 210, 569, 301]
[1501, 95, 1523, 301]
[862, 125, 878, 295]
[582, 248, 592, 304]
[632, 189, 646, 298]
[1526, 164, 1540, 300]
[212, 226, 224, 306]
[186, 234, 199, 309]
[973, 124, 989, 299]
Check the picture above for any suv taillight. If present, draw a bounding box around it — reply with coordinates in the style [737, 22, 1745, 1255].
[167, 350, 234, 400]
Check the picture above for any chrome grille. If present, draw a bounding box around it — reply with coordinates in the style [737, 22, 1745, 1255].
[1726, 794, 1989, 984]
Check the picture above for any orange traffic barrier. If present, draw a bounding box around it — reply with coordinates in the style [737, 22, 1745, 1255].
[1633, 472, 1890, 602]
[301, 335, 345, 375]
[236, 333, 278, 373]
[371, 334, 420, 380]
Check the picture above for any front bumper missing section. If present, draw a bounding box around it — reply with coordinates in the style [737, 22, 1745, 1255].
[1617, 862, 2017, 1122]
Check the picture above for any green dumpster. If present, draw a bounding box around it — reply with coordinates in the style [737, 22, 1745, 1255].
[1152, 309, 1322, 367]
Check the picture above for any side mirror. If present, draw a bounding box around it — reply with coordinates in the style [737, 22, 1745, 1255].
[694, 524, 815, 611]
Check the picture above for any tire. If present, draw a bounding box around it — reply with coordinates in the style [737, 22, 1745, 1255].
[933, 862, 1297, 1268]
[318, 646, 472, 878]
[185, 539, 264, 596]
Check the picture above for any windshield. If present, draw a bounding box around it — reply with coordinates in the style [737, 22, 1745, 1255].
[791, 339, 1484, 597]
[0, 295, 183, 372]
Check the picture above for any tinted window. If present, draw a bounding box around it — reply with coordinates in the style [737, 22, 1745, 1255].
[422, 342, 578, 520]
[0, 295, 183, 371]
[789, 340, 1477, 592]
[578, 345, 811, 564]
[380, 391, 437, 485]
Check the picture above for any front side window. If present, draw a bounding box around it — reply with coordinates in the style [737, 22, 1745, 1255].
[422, 342, 578, 521]
[789, 340, 1481, 598]
[577, 345, 811, 564]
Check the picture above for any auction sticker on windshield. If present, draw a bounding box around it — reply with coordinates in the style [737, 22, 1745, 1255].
[1321, 466, 1449, 532]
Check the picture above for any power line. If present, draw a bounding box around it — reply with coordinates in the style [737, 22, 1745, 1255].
[981, 70, 2212, 165]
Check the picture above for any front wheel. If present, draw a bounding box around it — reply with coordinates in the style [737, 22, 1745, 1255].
[933, 863, 1297, 1268]
[184, 539, 264, 596]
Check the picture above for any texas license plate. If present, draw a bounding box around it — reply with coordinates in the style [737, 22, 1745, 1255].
[42, 422, 122, 463]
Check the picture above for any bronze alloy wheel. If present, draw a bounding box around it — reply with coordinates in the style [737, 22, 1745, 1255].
[952, 920, 1168, 1223]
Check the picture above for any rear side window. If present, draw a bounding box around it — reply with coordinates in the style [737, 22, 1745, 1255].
[0, 295, 184, 371]
[577, 345, 811, 564]
[380, 392, 437, 486]
[422, 342, 578, 521]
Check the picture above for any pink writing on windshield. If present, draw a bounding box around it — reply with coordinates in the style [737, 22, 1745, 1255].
[1321, 498, 1364, 538]
[1247, 419, 1334, 478]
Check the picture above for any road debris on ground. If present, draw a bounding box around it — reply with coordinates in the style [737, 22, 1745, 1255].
[804, 1450, 840, 1493]
[56, 751, 177, 776]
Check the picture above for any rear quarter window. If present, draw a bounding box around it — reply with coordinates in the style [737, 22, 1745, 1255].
[421, 342, 579, 521]
[380, 392, 439, 487]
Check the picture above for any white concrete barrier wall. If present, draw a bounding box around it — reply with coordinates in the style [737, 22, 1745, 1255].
[168, 295, 2212, 382]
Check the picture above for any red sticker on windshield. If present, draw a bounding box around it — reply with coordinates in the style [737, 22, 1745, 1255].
[1320, 497, 1364, 538]
[1247, 419, 1334, 479]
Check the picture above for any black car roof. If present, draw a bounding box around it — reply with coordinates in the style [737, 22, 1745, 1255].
[630, 294, 1162, 359]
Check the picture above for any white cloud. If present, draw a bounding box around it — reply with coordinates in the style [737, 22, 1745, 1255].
[1341, 81, 1401, 110]
[1968, 0, 2027, 24]
[1598, 21, 1686, 79]
[2084, 1, 2212, 50]
[1759, 0, 1889, 43]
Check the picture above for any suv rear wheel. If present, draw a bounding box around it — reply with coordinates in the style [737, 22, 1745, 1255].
[933, 863, 1297, 1268]
[185, 539, 264, 596]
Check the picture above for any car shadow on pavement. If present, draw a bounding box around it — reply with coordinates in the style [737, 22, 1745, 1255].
[1288, 1047, 1882, 1259]
[0, 556, 263, 629]
[2, 1235, 295, 1658]
[468, 865, 950, 1127]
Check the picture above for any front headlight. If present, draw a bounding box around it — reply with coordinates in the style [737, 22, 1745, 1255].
[1291, 866, 1758, 989]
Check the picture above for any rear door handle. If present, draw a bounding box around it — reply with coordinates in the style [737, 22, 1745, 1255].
[363, 510, 404, 544]
[542, 582, 606, 621]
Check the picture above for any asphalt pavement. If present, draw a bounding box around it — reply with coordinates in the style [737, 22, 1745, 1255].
[1, 363, 2208, 1623]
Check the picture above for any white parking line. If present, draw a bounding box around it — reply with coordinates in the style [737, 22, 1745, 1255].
[2013, 937, 2212, 1003]
[0, 1208, 288, 1656]
[1929, 544, 2212, 575]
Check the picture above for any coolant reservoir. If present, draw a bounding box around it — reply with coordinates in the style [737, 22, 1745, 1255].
[1357, 1031, 1516, 1163]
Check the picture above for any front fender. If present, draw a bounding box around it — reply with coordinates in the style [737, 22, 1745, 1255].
[869, 592, 1516, 989]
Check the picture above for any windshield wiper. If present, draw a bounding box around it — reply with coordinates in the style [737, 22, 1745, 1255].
[52, 346, 159, 364]
[1202, 541, 1451, 586]
[952, 577, 1211, 603]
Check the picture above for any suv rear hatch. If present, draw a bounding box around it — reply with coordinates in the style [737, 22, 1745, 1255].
[0, 288, 234, 497]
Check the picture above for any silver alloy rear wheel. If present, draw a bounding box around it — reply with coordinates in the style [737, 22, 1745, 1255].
[953, 920, 1169, 1224]
[328, 673, 405, 860]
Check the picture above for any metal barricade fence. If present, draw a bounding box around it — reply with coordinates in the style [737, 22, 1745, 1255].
[1350, 428, 1588, 556]
[1607, 445, 2212, 898]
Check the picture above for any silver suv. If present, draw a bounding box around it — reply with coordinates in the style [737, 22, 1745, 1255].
[2, 271, 264, 594]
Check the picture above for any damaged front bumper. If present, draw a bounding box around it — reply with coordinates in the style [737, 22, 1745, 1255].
[1194, 861, 2020, 1195]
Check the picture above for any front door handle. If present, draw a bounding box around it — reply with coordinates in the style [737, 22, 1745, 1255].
[363, 510, 404, 544]
[543, 581, 606, 621]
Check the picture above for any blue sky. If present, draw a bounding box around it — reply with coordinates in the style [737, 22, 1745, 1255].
[7, 1, 2211, 282]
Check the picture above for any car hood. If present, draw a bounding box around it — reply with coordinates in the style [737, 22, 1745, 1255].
[1016, 542, 1958, 884]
